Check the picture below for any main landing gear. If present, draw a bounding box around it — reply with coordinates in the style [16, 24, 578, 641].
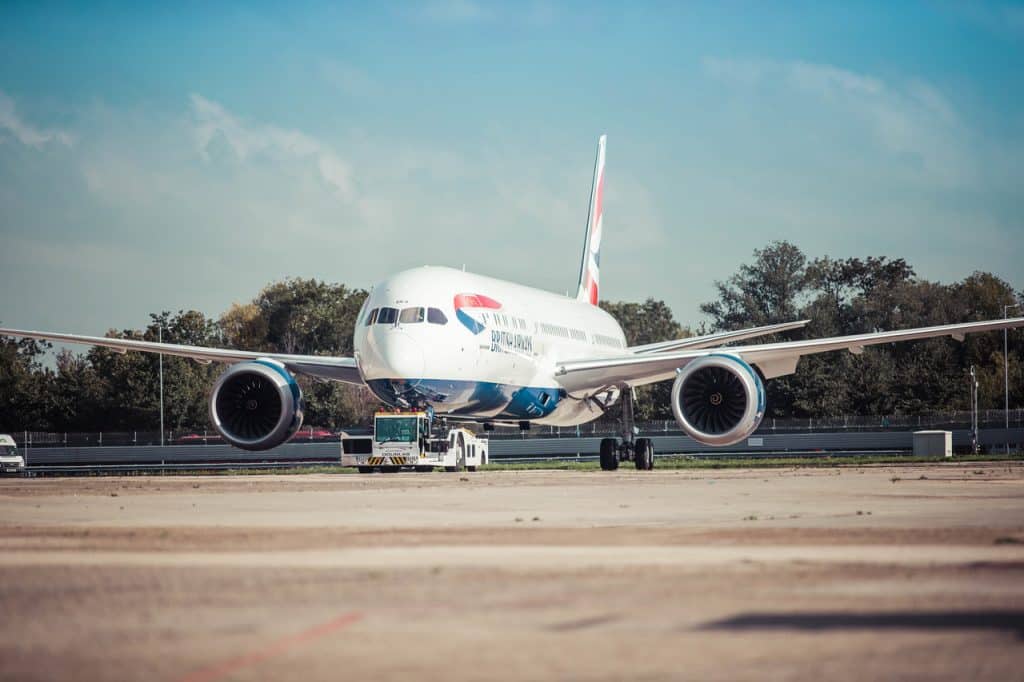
[599, 387, 654, 471]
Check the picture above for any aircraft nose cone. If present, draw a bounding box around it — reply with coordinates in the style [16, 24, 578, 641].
[379, 331, 424, 379]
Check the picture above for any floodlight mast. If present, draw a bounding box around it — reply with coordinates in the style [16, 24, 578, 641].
[159, 325, 165, 447]
[969, 365, 979, 455]
[1006, 304, 1022, 455]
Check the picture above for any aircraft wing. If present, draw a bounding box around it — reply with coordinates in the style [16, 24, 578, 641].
[0, 327, 364, 385]
[627, 320, 810, 354]
[556, 317, 1024, 392]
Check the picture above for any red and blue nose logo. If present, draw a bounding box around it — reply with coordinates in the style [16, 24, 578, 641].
[454, 293, 501, 335]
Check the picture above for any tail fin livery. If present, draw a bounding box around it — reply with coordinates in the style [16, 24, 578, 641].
[576, 134, 606, 306]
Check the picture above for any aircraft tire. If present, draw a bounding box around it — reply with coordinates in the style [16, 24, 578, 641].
[634, 438, 653, 470]
[633, 438, 646, 470]
[599, 438, 619, 471]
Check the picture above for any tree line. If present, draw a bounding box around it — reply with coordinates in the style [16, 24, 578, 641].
[1, 241, 1021, 432]
[0, 279, 376, 432]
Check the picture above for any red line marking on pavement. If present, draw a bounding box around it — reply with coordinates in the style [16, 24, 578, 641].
[178, 611, 363, 682]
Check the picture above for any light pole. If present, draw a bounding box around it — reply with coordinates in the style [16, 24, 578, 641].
[158, 325, 165, 447]
[1006, 303, 1021, 455]
[969, 365, 979, 454]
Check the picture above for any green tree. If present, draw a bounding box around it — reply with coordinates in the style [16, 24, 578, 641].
[0, 334, 52, 431]
[700, 244, 1021, 418]
[249, 278, 367, 355]
[699, 242, 809, 416]
[804, 256, 915, 334]
[701, 240, 808, 329]
[219, 302, 268, 351]
[84, 310, 222, 431]
[147, 311, 222, 430]
[950, 273, 1022, 410]
[600, 298, 689, 421]
[233, 278, 373, 426]
[4, 260, 1017, 433]
[601, 299, 685, 347]
[46, 350, 108, 431]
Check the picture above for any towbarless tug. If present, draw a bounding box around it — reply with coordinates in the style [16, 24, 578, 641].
[342, 411, 488, 473]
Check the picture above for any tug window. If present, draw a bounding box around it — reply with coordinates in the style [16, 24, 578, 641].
[399, 307, 425, 324]
[376, 307, 398, 325]
[364, 308, 378, 326]
[427, 308, 449, 325]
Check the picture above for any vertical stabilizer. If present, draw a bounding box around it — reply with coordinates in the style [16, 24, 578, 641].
[576, 134, 606, 305]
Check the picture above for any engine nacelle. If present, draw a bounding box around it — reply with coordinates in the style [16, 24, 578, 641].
[671, 354, 765, 447]
[210, 360, 304, 451]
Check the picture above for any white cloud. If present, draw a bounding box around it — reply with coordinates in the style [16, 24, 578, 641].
[0, 91, 74, 148]
[1, 82, 1020, 342]
[787, 61, 883, 97]
[702, 57, 972, 187]
[189, 93, 355, 201]
[60, 94, 602, 298]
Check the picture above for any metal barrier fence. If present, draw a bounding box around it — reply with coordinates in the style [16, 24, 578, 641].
[15, 428, 1024, 467]
[10, 409, 1024, 449]
[485, 409, 1024, 439]
[10, 427, 371, 448]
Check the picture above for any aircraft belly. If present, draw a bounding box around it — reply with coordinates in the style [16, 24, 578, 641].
[529, 396, 606, 427]
[364, 378, 562, 420]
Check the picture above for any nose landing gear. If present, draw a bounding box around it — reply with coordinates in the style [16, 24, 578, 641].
[598, 387, 654, 471]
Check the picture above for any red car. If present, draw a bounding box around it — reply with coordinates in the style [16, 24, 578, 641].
[291, 427, 337, 442]
[173, 433, 223, 445]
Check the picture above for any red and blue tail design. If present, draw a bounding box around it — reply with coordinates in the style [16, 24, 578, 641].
[454, 293, 502, 335]
[576, 135, 606, 306]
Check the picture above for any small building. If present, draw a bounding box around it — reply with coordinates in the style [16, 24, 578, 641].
[913, 430, 952, 458]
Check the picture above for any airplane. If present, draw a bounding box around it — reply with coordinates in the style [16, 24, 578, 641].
[2, 135, 1023, 470]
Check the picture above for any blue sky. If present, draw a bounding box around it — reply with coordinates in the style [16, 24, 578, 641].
[1, 1, 1022, 338]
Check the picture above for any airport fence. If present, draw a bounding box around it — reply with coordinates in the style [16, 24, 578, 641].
[8, 426, 370, 449]
[8, 409, 1023, 449]
[479, 409, 1024, 439]
[12, 428, 1024, 468]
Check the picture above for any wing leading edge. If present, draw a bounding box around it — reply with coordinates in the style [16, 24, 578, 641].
[0, 327, 364, 385]
[627, 320, 810, 354]
[556, 317, 1024, 392]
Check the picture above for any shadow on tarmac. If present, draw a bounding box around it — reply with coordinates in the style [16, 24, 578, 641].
[700, 611, 1024, 638]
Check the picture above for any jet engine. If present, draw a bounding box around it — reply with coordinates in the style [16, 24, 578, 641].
[209, 360, 304, 451]
[670, 355, 765, 447]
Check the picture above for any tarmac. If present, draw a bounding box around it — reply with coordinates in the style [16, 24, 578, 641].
[1, 463, 1023, 681]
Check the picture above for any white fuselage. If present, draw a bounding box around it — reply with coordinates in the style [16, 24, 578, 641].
[354, 266, 627, 426]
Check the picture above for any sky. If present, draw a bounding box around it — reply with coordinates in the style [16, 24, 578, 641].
[1, 1, 1022, 340]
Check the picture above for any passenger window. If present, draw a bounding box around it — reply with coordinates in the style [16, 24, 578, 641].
[376, 307, 398, 325]
[427, 308, 448, 325]
[399, 307, 424, 324]
[364, 308, 378, 326]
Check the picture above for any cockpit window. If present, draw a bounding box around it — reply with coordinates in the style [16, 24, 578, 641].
[427, 308, 448, 325]
[364, 308, 378, 326]
[399, 307, 424, 324]
[376, 307, 398, 325]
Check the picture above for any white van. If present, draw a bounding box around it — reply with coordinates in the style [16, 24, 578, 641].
[0, 435, 25, 474]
